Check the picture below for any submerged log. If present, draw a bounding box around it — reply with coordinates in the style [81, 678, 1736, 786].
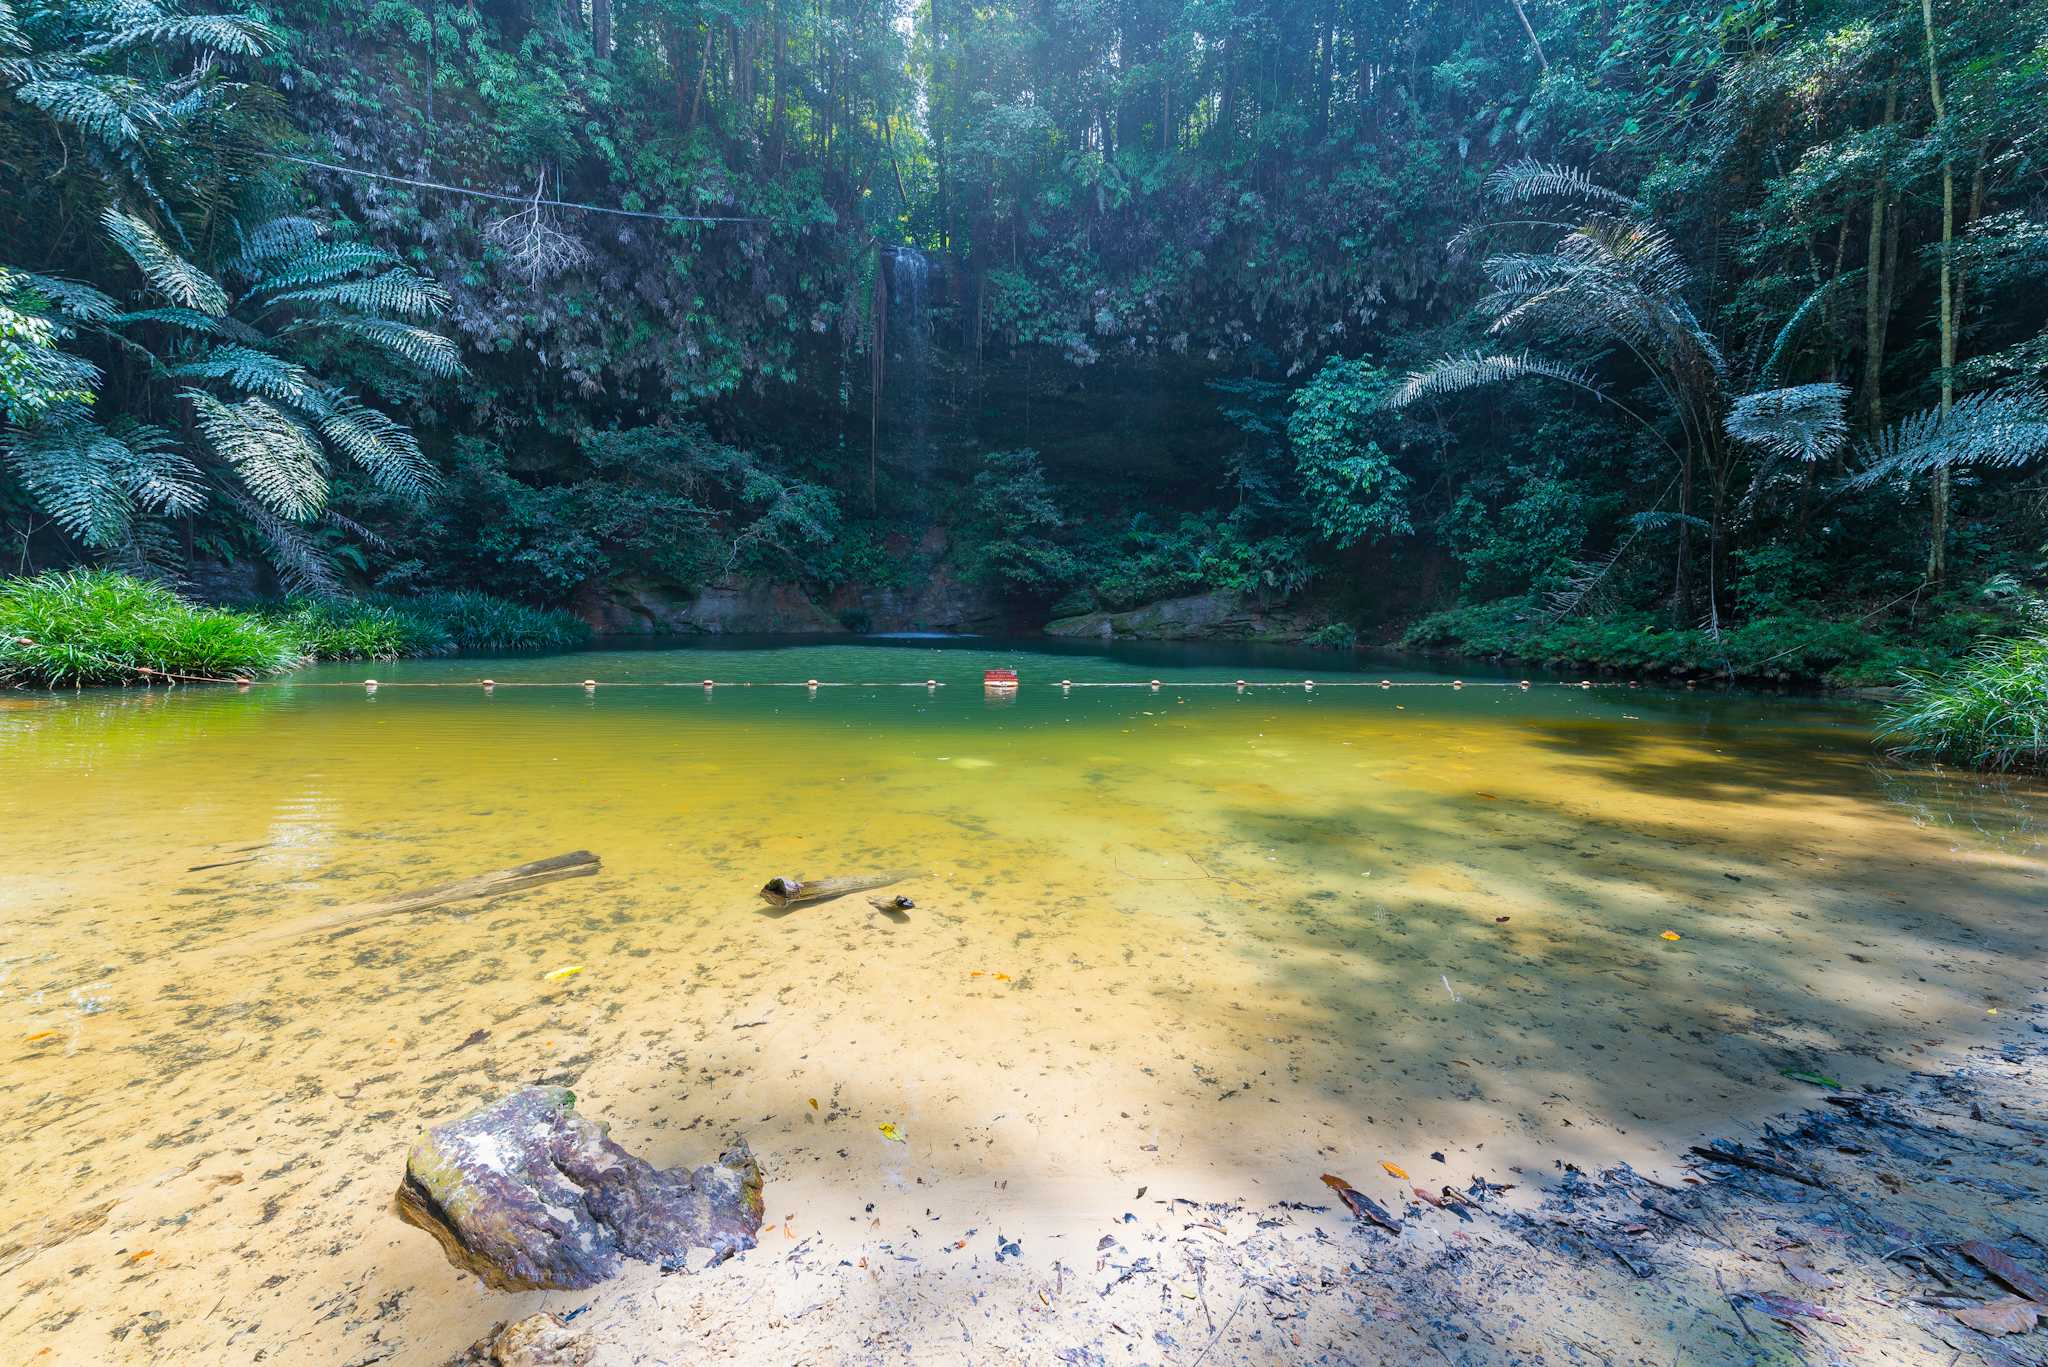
[759, 868, 916, 908]
[396, 1086, 763, 1292]
[246, 851, 600, 942]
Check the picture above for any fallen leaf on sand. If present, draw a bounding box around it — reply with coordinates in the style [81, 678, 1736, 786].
[542, 965, 584, 982]
[1958, 1240, 2048, 1305]
[1777, 1248, 1836, 1290]
[1781, 1068, 1842, 1090]
[24, 1030, 59, 1043]
[808, 1097, 819, 1110]
[1412, 1187, 1444, 1208]
[1320, 1173, 1401, 1233]
[1660, 931, 1682, 941]
[970, 970, 985, 978]
[1955, 1298, 2041, 1336]
[1381, 1161, 1409, 1180]
[1744, 1291, 1845, 1325]
[126, 1250, 154, 1264]
[878, 1122, 906, 1143]
[993, 973, 1012, 982]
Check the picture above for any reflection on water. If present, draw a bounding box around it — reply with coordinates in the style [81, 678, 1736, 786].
[2, 639, 2044, 1362]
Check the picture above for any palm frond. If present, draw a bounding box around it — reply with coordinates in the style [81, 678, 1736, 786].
[102, 208, 229, 315]
[1850, 387, 2048, 487]
[183, 389, 327, 519]
[227, 490, 342, 596]
[1726, 383, 1850, 464]
[1483, 159, 1644, 214]
[1387, 350, 1605, 408]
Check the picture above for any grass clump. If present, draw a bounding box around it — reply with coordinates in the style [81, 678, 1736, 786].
[1880, 634, 2048, 771]
[0, 570, 301, 687]
[273, 598, 453, 661]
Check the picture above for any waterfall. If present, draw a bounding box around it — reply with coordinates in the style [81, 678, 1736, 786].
[887, 246, 934, 476]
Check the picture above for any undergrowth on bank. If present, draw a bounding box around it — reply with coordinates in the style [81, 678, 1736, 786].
[1881, 635, 2048, 772]
[0, 571, 591, 685]
[0, 570, 302, 686]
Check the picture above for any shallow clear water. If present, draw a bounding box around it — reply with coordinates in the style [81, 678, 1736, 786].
[3, 638, 2044, 1361]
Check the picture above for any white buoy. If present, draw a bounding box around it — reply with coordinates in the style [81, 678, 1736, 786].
[1061, 679, 1072, 691]
[364, 678, 378, 693]
[1235, 679, 1246, 691]
[1452, 679, 1464, 689]
[1379, 679, 1391, 689]
[1580, 680, 1593, 690]
[1149, 679, 1161, 690]
[806, 678, 819, 690]
[926, 679, 937, 689]
[1519, 679, 1530, 690]
[1304, 679, 1315, 691]
[702, 678, 715, 689]
[481, 679, 495, 691]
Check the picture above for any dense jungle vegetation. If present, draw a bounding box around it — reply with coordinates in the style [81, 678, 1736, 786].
[4, 0, 2048, 696]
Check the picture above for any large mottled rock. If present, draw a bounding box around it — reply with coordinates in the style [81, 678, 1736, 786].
[578, 576, 845, 635]
[396, 1087, 764, 1291]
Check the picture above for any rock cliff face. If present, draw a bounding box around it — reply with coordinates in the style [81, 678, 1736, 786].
[395, 1087, 763, 1292]
[1044, 591, 1315, 642]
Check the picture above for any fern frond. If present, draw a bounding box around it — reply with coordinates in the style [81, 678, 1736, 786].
[227, 490, 342, 596]
[107, 305, 221, 334]
[1760, 272, 1861, 384]
[20, 273, 121, 323]
[102, 208, 229, 314]
[316, 396, 438, 501]
[301, 316, 465, 377]
[1387, 350, 1605, 408]
[183, 389, 327, 519]
[13, 77, 144, 147]
[1850, 388, 2048, 486]
[1483, 159, 1644, 214]
[244, 241, 397, 293]
[1, 407, 132, 545]
[77, 12, 274, 57]
[234, 216, 325, 268]
[171, 344, 320, 404]
[266, 268, 450, 320]
[1726, 383, 1850, 464]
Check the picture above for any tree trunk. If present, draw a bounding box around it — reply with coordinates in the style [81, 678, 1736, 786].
[590, 0, 609, 59]
[1862, 75, 1898, 436]
[768, 1, 787, 167]
[1507, 0, 1548, 73]
[1921, 0, 1953, 584]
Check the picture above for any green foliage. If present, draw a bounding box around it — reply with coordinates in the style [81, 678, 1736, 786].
[0, 570, 300, 686]
[1287, 359, 1411, 549]
[1883, 635, 2048, 771]
[1303, 622, 1359, 650]
[967, 450, 1082, 597]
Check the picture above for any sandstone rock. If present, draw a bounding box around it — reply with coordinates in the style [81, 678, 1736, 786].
[455, 1313, 594, 1367]
[397, 1086, 763, 1291]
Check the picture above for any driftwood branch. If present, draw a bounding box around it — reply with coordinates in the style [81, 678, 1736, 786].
[240, 851, 601, 944]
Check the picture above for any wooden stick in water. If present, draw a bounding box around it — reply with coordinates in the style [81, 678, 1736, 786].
[242, 851, 601, 943]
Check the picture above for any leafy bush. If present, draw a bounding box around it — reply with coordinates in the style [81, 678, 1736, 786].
[0, 570, 300, 687]
[1303, 622, 1359, 650]
[1882, 634, 2048, 771]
